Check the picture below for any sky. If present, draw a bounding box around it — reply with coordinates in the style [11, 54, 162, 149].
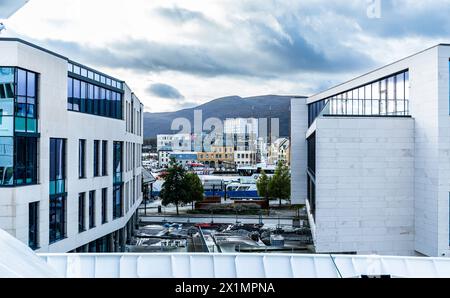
[2, 0, 450, 112]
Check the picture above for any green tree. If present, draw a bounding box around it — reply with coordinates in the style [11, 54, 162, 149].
[268, 162, 291, 207]
[256, 170, 271, 210]
[159, 158, 187, 215]
[184, 172, 204, 210]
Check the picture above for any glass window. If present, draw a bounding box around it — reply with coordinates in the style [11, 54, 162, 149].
[49, 138, 66, 195]
[28, 202, 39, 249]
[0, 137, 14, 185]
[79, 139, 86, 178]
[113, 141, 122, 184]
[102, 188, 107, 224]
[94, 140, 100, 177]
[73, 65, 81, 75]
[80, 81, 86, 113]
[17, 69, 27, 96]
[113, 184, 122, 219]
[102, 140, 108, 176]
[14, 136, 37, 185]
[49, 195, 66, 243]
[80, 68, 87, 77]
[89, 190, 95, 229]
[27, 72, 36, 97]
[78, 193, 85, 233]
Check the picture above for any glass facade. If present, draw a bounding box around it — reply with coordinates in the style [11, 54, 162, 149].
[28, 201, 39, 250]
[113, 141, 123, 219]
[49, 138, 66, 244]
[67, 70, 123, 120]
[67, 61, 123, 89]
[0, 67, 39, 187]
[308, 70, 410, 126]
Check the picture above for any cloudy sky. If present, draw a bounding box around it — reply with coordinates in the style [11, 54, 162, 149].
[3, 0, 450, 112]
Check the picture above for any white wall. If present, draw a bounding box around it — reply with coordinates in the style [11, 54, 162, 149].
[290, 97, 308, 205]
[313, 117, 415, 256]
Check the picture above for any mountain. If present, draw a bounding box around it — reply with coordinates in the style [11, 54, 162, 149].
[143, 95, 298, 139]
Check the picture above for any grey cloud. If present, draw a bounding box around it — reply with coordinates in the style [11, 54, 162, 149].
[147, 83, 185, 99]
[38, 1, 449, 81]
[155, 6, 214, 25]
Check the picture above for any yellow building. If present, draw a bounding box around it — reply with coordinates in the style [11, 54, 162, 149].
[197, 145, 235, 169]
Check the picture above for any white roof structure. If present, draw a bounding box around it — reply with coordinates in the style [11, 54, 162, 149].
[0, 229, 59, 278]
[2, 228, 450, 278]
[38, 253, 450, 278]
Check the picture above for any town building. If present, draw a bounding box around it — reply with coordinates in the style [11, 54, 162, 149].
[268, 138, 290, 166]
[197, 145, 235, 169]
[0, 38, 143, 253]
[291, 44, 450, 257]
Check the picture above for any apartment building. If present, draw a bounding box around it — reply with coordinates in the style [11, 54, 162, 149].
[0, 38, 144, 253]
[291, 44, 450, 257]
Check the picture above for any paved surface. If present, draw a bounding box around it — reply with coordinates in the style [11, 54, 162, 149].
[140, 215, 294, 226]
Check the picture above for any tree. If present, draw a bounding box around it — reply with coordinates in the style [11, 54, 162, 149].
[256, 170, 271, 209]
[159, 158, 187, 215]
[184, 172, 204, 210]
[268, 161, 291, 207]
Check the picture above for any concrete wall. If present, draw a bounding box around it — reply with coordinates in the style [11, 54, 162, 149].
[313, 117, 415, 256]
[290, 97, 308, 205]
[0, 40, 143, 252]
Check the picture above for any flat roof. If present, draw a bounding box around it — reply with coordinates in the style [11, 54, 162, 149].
[0, 37, 124, 84]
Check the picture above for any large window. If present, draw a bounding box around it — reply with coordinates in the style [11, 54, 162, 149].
[78, 193, 85, 233]
[89, 190, 95, 229]
[28, 202, 39, 250]
[307, 70, 410, 126]
[113, 184, 122, 219]
[102, 140, 108, 176]
[93, 140, 100, 177]
[49, 138, 66, 244]
[102, 188, 107, 224]
[49, 195, 66, 244]
[79, 139, 86, 178]
[113, 141, 123, 219]
[67, 75, 123, 120]
[49, 138, 66, 195]
[15, 69, 38, 133]
[307, 133, 316, 176]
[0, 67, 39, 187]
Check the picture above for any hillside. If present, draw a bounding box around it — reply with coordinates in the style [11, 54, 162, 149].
[143, 95, 299, 138]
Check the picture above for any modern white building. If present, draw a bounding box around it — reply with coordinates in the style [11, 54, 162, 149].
[224, 118, 259, 151]
[291, 44, 450, 257]
[0, 38, 144, 253]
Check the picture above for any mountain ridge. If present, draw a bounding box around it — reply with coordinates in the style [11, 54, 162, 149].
[143, 95, 303, 138]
